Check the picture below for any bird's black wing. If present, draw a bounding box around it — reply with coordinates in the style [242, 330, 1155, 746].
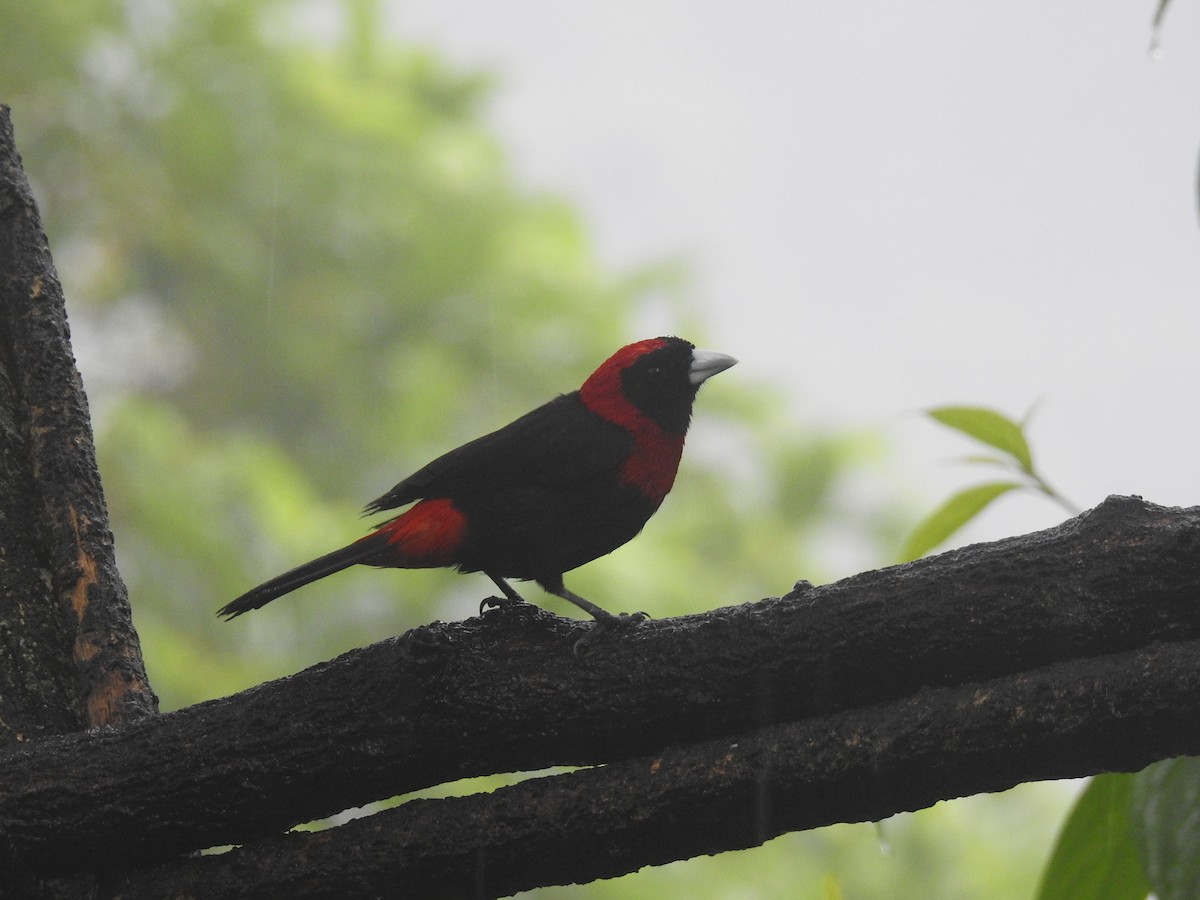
[364, 392, 633, 514]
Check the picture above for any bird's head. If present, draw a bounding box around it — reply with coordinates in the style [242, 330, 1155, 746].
[581, 337, 737, 435]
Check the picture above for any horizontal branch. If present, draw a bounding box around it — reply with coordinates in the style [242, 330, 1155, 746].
[111, 637, 1200, 898]
[3, 495, 1200, 877]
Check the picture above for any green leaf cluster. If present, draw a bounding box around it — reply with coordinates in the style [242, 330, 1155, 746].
[900, 406, 1077, 562]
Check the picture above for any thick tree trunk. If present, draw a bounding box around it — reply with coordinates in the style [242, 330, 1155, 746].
[0, 105, 156, 740]
[0, 104, 157, 898]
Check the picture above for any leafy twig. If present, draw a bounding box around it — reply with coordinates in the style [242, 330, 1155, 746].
[900, 405, 1078, 562]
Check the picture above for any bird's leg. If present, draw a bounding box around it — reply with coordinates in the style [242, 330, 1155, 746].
[551, 586, 617, 621]
[480, 573, 529, 615]
[550, 585, 648, 655]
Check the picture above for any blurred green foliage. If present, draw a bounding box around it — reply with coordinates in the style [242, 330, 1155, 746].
[3, 1, 1073, 896]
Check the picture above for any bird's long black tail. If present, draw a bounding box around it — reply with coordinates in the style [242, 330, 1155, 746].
[217, 533, 388, 619]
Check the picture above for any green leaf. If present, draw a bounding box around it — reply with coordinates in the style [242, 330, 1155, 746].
[1131, 757, 1200, 900]
[959, 454, 1014, 467]
[898, 481, 1021, 561]
[928, 406, 1034, 473]
[1035, 774, 1149, 900]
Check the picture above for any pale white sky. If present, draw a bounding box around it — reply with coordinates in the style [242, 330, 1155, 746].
[384, 1, 1200, 554]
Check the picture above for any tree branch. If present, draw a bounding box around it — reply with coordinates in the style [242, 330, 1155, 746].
[108, 636, 1200, 898]
[2, 494, 1198, 891]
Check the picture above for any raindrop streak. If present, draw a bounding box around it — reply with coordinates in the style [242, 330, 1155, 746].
[489, 293, 500, 415]
[1147, 28, 1164, 61]
[873, 820, 893, 857]
[1149, 0, 1170, 60]
[265, 176, 281, 325]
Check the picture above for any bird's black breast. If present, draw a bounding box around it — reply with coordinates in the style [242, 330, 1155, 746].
[453, 477, 659, 582]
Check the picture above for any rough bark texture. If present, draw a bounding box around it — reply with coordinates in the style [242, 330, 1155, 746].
[0, 105, 157, 742]
[106, 637, 1200, 899]
[0, 494, 1198, 894]
[0, 103, 159, 900]
[0, 105, 158, 900]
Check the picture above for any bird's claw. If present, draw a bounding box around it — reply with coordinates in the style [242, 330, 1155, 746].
[480, 594, 525, 616]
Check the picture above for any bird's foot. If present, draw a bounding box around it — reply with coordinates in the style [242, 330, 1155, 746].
[572, 610, 649, 656]
[480, 594, 528, 616]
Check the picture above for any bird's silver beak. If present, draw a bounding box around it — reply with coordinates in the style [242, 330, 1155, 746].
[688, 349, 738, 385]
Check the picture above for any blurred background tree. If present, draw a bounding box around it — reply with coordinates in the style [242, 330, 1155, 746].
[1, 1, 1075, 896]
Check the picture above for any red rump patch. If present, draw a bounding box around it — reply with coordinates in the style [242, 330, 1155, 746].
[580, 338, 685, 507]
[375, 498, 467, 566]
